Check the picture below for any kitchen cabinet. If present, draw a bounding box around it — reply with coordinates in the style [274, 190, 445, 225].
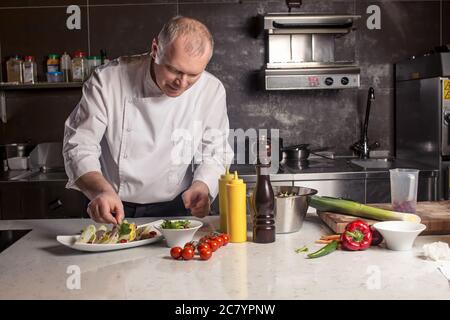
[0, 182, 86, 219]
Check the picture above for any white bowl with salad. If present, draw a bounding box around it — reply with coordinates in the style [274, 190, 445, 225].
[154, 219, 203, 248]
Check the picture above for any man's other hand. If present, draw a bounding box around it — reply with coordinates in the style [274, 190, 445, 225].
[182, 181, 211, 218]
[87, 191, 125, 225]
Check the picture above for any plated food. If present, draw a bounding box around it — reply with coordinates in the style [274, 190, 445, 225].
[76, 220, 157, 244]
[56, 220, 162, 252]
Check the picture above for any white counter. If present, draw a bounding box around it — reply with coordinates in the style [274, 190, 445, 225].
[0, 215, 449, 300]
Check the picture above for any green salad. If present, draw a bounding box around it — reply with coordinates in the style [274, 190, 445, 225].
[160, 219, 191, 229]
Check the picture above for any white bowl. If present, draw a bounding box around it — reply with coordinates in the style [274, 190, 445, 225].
[373, 221, 426, 251]
[154, 219, 203, 248]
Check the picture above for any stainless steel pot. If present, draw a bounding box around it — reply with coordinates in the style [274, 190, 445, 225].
[273, 186, 318, 234]
[247, 185, 318, 234]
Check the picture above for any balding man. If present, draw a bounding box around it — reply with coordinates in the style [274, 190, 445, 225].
[63, 16, 234, 224]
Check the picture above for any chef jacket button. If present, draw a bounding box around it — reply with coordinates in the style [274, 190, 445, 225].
[127, 128, 132, 132]
[124, 154, 128, 159]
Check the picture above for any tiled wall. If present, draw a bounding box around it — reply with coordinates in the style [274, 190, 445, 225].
[0, 0, 449, 156]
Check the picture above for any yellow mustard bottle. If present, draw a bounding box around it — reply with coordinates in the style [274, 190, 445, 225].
[218, 166, 233, 233]
[226, 171, 247, 243]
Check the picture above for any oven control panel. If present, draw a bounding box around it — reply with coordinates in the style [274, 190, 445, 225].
[265, 73, 360, 90]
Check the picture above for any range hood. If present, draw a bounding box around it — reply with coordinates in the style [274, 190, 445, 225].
[263, 13, 361, 90]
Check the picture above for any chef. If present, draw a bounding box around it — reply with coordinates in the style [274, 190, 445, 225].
[63, 16, 234, 224]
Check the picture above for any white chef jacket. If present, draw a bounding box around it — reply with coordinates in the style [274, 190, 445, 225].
[63, 52, 234, 204]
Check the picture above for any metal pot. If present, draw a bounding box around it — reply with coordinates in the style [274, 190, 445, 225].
[281, 144, 332, 161]
[0, 143, 35, 171]
[281, 144, 311, 160]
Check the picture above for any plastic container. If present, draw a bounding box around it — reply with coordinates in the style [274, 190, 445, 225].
[87, 56, 101, 75]
[22, 56, 37, 84]
[47, 54, 60, 73]
[46, 71, 64, 83]
[218, 166, 233, 233]
[226, 171, 247, 243]
[6, 55, 23, 83]
[390, 168, 419, 213]
[60, 52, 72, 82]
[71, 50, 88, 82]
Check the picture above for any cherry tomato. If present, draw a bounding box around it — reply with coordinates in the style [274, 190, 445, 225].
[197, 242, 210, 253]
[119, 239, 127, 243]
[214, 236, 224, 248]
[209, 240, 219, 252]
[199, 248, 212, 260]
[184, 242, 195, 249]
[182, 247, 195, 260]
[221, 233, 230, 245]
[170, 246, 183, 260]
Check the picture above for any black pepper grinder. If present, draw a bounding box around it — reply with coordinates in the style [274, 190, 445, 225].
[252, 164, 276, 243]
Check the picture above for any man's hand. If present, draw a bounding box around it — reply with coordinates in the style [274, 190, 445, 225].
[182, 181, 211, 218]
[87, 191, 125, 225]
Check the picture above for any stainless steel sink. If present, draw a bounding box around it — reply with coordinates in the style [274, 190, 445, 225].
[350, 158, 393, 169]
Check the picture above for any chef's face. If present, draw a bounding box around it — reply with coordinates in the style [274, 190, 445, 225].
[151, 37, 211, 97]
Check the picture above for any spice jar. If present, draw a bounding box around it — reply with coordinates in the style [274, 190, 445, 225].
[47, 54, 60, 73]
[71, 50, 88, 82]
[22, 56, 37, 84]
[87, 55, 101, 75]
[6, 55, 23, 83]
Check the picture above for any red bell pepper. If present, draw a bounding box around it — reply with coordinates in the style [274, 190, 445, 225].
[341, 220, 372, 251]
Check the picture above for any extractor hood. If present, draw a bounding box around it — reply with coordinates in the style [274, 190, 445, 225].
[263, 13, 361, 90]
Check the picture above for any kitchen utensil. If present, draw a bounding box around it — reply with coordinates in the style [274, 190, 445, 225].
[248, 185, 318, 234]
[317, 200, 450, 235]
[154, 219, 203, 248]
[373, 221, 426, 251]
[281, 144, 331, 161]
[273, 186, 318, 233]
[390, 168, 419, 213]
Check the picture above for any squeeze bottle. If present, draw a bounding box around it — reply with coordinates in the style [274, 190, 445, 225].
[226, 171, 247, 243]
[218, 166, 233, 233]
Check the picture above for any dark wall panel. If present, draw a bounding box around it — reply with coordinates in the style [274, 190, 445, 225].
[0, 0, 445, 156]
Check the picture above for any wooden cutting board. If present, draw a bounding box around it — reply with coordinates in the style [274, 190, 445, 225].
[317, 201, 450, 235]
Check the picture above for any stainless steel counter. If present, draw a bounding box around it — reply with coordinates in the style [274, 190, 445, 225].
[231, 158, 439, 183]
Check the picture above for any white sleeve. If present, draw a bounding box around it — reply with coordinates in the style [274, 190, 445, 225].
[63, 70, 108, 191]
[193, 84, 234, 199]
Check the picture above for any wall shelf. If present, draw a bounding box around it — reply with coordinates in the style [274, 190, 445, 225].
[0, 82, 83, 124]
[0, 82, 83, 90]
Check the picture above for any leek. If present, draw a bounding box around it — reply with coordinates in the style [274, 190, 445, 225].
[310, 195, 421, 223]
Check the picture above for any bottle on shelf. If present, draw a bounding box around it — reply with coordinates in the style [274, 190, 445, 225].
[60, 52, 72, 82]
[87, 56, 101, 75]
[22, 56, 37, 84]
[6, 55, 23, 83]
[218, 166, 234, 233]
[100, 49, 110, 65]
[71, 50, 88, 82]
[226, 171, 247, 243]
[252, 164, 276, 243]
[47, 54, 60, 73]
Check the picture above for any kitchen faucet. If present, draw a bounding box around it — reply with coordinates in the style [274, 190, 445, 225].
[351, 87, 379, 159]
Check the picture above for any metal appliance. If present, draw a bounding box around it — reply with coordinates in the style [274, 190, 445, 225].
[395, 51, 450, 199]
[263, 13, 361, 90]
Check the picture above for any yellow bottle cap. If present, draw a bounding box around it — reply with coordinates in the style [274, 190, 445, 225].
[220, 166, 233, 180]
[228, 171, 244, 185]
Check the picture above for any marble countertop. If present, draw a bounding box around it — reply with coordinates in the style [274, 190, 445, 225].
[0, 215, 449, 300]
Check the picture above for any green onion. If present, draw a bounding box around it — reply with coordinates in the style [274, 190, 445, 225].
[310, 195, 421, 222]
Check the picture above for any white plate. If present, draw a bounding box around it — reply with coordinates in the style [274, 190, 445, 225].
[56, 222, 163, 252]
